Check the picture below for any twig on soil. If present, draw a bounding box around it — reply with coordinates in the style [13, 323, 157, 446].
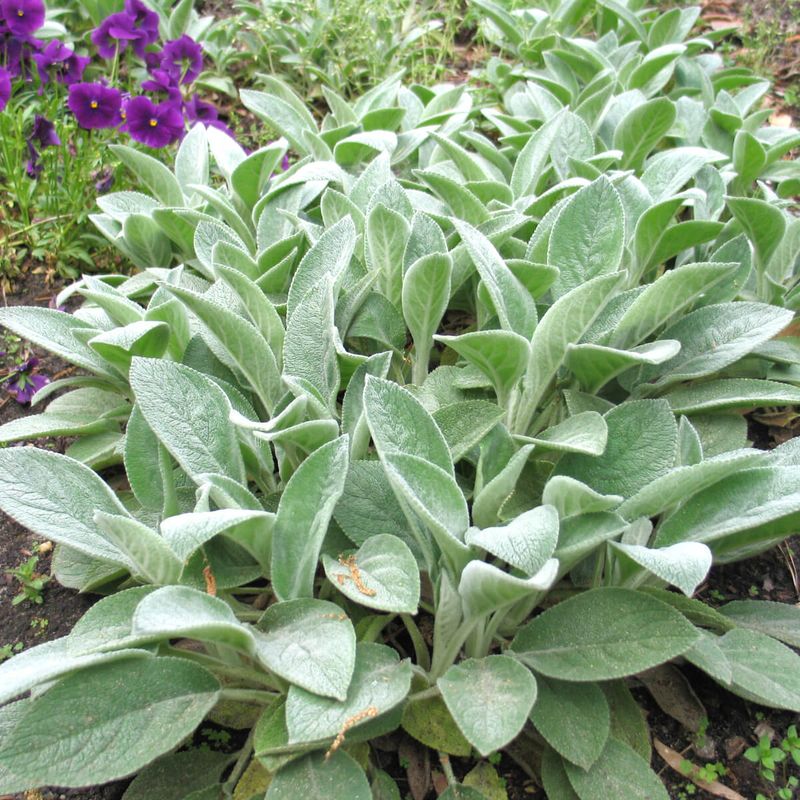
[780, 542, 800, 598]
[655, 738, 746, 800]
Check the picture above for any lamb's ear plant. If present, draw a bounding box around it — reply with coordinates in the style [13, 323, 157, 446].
[1, 64, 800, 799]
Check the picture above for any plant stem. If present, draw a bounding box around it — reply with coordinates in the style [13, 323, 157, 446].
[401, 613, 431, 671]
[220, 688, 277, 704]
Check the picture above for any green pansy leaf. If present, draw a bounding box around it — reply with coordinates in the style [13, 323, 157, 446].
[253, 599, 356, 701]
[511, 588, 699, 681]
[322, 534, 420, 613]
[438, 655, 537, 756]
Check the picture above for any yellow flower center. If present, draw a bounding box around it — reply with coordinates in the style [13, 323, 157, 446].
[17, 9, 24, 15]
[149, 119, 158, 127]
[90, 101, 98, 109]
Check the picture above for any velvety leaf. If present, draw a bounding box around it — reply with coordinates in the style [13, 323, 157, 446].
[618, 449, 765, 519]
[555, 400, 677, 498]
[401, 695, 472, 757]
[383, 452, 471, 573]
[0, 447, 131, 564]
[717, 629, 800, 711]
[438, 655, 537, 756]
[515, 273, 623, 433]
[0, 657, 219, 790]
[454, 219, 537, 339]
[433, 401, 505, 462]
[435, 330, 529, 408]
[611, 262, 739, 349]
[167, 285, 280, 413]
[285, 643, 411, 743]
[632, 303, 793, 390]
[548, 177, 624, 297]
[610, 542, 712, 596]
[465, 505, 559, 576]
[403, 253, 452, 384]
[288, 215, 356, 318]
[518, 411, 608, 456]
[614, 97, 676, 171]
[565, 738, 669, 800]
[458, 559, 559, 620]
[322, 534, 420, 613]
[253, 599, 356, 701]
[272, 437, 349, 600]
[511, 588, 699, 680]
[130, 358, 245, 484]
[364, 376, 453, 474]
[653, 466, 800, 555]
[122, 748, 230, 800]
[719, 600, 800, 648]
[94, 512, 182, 585]
[664, 378, 800, 414]
[266, 750, 370, 800]
[132, 586, 255, 652]
[530, 677, 610, 770]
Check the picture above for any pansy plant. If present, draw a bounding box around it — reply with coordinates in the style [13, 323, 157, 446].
[0, 78, 799, 800]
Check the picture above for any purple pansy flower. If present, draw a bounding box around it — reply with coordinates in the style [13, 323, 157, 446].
[93, 167, 114, 193]
[68, 82, 122, 129]
[0, 67, 10, 111]
[123, 95, 184, 147]
[184, 97, 236, 138]
[124, 0, 158, 42]
[91, 11, 141, 59]
[0, 0, 44, 37]
[141, 68, 181, 102]
[25, 141, 41, 178]
[30, 114, 59, 147]
[33, 40, 89, 85]
[161, 35, 202, 84]
[6, 358, 49, 404]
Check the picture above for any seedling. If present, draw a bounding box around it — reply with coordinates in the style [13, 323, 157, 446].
[5, 555, 49, 606]
[0, 642, 23, 662]
[745, 735, 786, 782]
